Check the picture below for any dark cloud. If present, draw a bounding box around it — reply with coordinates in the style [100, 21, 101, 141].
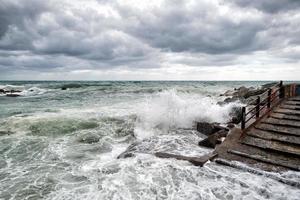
[230, 0, 300, 13]
[0, 0, 299, 79]
[123, 3, 266, 54]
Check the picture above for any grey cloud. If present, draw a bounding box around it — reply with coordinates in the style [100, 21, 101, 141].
[230, 0, 300, 13]
[0, 0, 300, 77]
[120, 0, 267, 54]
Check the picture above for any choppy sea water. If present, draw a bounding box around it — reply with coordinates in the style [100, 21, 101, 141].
[0, 81, 299, 200]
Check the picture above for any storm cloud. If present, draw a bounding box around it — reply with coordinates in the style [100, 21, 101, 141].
[0, 0, 299, 80]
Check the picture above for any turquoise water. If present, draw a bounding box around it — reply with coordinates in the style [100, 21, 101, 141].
[0, 81, 299, 200]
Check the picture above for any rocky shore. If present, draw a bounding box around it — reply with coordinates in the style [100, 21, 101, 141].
[117, 82, 279, 164]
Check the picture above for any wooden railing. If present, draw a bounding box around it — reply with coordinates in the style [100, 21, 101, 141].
[241, 81, 285, 131]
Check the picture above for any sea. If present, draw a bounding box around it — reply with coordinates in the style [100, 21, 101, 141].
[0, 81, 299, 200]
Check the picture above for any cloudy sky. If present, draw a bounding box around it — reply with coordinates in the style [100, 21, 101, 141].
[0, 0, 299, 80]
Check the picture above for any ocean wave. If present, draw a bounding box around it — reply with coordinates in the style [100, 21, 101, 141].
[0, 85, 48, 97]
[134, 89, 241, 139]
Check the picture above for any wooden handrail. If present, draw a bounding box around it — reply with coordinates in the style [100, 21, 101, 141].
[241, 81, 284, 131]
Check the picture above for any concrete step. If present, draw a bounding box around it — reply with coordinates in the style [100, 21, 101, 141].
[262, 117, 300, 128]
[228, 149, 300, 171]
[255, 123, 300, 137]
[274, 108, 300, 116]
[242, 136, 300, 157]
[247, 128, 300, 145]
[289, 97, 300, 102]
[280, 105, 300, 110]
[270, 113, 300, 121]
[284, 101, 300, 106]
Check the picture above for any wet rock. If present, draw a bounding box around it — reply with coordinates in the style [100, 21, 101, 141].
[10, 90, 21, 93]
[198, 130, 228, 148]
[6, 93, 21, 97]
[227, 123, 235, 129]
[229, 106, 243, 124]
[0, 159, 7, 168]
[77, 133, 101, 144]
[0, 131, 13, 136]
[117, 142, 139, 159]
[117, 152, 135, 159]
[243, 88, 266, 99]
[196, 122, 228, 136]
[155, 152, 217, 166]
[261, 82, 277, 90]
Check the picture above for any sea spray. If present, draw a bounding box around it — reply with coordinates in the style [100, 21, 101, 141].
[134, 89, 242, 139]
[0, 81, 299, 200]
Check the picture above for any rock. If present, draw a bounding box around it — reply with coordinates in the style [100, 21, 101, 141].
[0, 131, 13, 136]
[227, 123, 235, 129]
[229, 106, 243, 124]
[244, 88, 266, 99]
[61, 87, 67, 90]
[6, 93, 21, 97]
[198, 130, 228, 148]
[155, 152, 218, 166]
[221, 90, 235, 96]
[77, 133, 101, 144]
[196, 122, 228, 136]
[10, 90, 21, 93]
[0, 89, 5, 94]
[261, 82, 277, 90]
[117, 152, 135, 159]
[196, 122, 220, 135]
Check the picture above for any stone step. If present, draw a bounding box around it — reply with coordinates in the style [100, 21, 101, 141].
[270, 113, 300, 121]
[262, 117, 300, 128]
[280, 105, 300, 110]
[284, 101, 300, 106]
[228, 150, 300, 171]
[242, 136, 300, 157]
[256, 123, 300, 137]
[274, 108, 300, 116]
[289, 97, 300, 102]
[247, 128, 300, 145]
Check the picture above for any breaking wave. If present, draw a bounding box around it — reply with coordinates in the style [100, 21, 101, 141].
[134, 89, 241, 139]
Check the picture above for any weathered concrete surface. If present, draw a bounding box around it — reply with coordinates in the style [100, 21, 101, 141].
[155, 152, 217, 166]
[213, 97, 300, 172]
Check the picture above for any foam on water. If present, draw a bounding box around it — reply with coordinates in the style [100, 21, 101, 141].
[0, 81, 299, 200]
[134, 89, 241, 139]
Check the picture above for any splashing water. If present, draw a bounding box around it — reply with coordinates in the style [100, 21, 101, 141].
[0, 81, 299, 200]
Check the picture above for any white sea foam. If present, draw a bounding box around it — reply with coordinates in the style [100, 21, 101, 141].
[0, 84, 25, 91]
[20, 86, 48, 96]
[134, 89, 241, 139]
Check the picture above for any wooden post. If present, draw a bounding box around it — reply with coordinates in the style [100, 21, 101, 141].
[241, 107, 246, 130]
[267, 89, 271, 108]
[279, 85, 285, 98]
[256, 96, 260, 119]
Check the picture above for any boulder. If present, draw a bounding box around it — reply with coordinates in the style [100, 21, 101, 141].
[261, 82, 277, 90]
[198, 129, 228, 148]
[155, 152, 218, 166]
[117, 152, 135, 159]
[6, 93, 21, 97]
[196, 122, 228, 136]
[227, 123, 235, 129]
[243, 88, 266, 99]
[77, 133, 101, 144]
[229, 106, 243, 124]
[196, 122, 215, 135]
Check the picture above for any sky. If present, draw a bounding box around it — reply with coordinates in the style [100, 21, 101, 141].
[0, 0, 300, 80]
